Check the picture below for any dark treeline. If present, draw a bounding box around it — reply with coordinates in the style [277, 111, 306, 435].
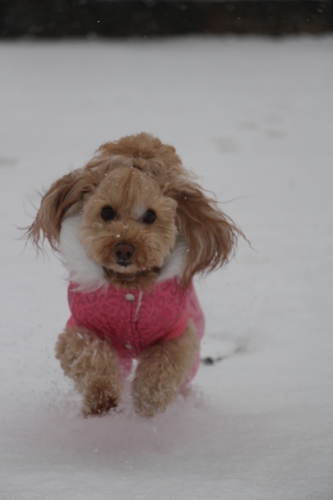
[1, 1, 332, 38]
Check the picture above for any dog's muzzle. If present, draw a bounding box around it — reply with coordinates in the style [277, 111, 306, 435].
[115, 242, 135, 267]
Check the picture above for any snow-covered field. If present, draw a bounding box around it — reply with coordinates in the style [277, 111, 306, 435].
[1, 36, 332, 499]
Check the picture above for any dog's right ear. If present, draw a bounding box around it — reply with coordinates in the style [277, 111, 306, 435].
[27, 170, 93, 250]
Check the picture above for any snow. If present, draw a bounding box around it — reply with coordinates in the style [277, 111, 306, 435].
[1, 36, 333, 499]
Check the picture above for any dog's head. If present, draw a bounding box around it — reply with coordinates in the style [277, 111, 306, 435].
[28, 133, 239, 288]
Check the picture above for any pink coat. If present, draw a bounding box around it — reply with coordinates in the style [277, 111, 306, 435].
[67, 278, 204, 359]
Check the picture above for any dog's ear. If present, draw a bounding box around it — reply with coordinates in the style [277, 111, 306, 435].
[27, 170, 94, 250]
[173, 180, 240, 285]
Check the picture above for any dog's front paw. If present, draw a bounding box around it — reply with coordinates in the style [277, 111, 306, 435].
[132, 323, 199, 418]
[82, 378, 120, 417]
[132, 365, 179, 418]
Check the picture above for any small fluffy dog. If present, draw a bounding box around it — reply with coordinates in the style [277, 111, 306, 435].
[28, 133, 239, 418]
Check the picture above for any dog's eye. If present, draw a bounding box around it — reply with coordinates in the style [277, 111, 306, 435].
[142, 209, 156, 225]
[101, 206, 116, 221]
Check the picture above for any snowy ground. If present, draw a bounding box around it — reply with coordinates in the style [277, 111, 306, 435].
[1, 36, 332, 499]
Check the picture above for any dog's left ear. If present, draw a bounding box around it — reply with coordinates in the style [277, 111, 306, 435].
[172, 180, 240, 285]
[26, 170, 94, 251]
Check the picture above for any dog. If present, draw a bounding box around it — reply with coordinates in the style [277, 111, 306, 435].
[27, 132, 240, 418]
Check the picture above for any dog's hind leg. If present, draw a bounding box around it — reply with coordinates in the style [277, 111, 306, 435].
[55, 327, 122, 416]
[132, 319, 199, 418]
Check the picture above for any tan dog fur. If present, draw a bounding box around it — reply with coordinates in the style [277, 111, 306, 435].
[28, 133, 241, 418]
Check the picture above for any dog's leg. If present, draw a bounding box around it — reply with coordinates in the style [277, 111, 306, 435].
[55, 327, 122, 416]
[132, 319, 199, 418]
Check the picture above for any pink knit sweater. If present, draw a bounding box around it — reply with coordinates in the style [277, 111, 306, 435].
[67, 278, 205, 359]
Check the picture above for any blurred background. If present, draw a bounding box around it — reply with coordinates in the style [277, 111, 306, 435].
[1, 0, 332, 38]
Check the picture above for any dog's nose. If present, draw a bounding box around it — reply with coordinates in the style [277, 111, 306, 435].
[115, 243, 135, 263]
